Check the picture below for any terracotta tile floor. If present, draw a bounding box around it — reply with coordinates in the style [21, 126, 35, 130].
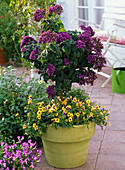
[7, 66, 125, 169]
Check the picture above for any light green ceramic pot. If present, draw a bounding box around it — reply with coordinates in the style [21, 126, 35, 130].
[42, 122, 96, 168]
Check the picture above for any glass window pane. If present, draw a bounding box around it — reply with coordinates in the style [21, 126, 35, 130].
[95, 9, 104, 25]
[79, 0, 88, 6]
[79, 8, 88, 26]
[96, 0, 104, 6]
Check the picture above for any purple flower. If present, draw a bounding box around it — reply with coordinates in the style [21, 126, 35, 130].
[1, 141, 4, 146]
[46, 85, 55, 98]
[22, 48, 27, 52]
[75, 40, 86, 49]
[49, 4, 63, 15]
[56, 32, 71, 43]
[29, 51, 36, 60]
[2, 162, 6, 168]
[0, 159, 3, 164]
[29, 49, 39, 60]
[78, 70, 97, 86]
[20, 36, 37, 49]
[39, 30, 58, 44]
[33, 9, 45, 22]
[46, 63, 56, 76]
[64, 58, 69, 66]
[49, 6, 55, 15]
[80, 25, 95, 36]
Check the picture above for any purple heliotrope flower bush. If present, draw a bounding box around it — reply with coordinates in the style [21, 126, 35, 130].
[0, 136, 42, 170]
[21, 4, 106, 99]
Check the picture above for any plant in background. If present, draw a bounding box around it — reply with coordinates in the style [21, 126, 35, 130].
[0, 66, 48, 145]
[0, 3, 21, 63]
[24, 93, 110, 137]
[0, 136, 42, 170]
[21, 4, 106, 99]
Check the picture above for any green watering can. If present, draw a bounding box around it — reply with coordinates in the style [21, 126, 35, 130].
[112, 59, 125, 94]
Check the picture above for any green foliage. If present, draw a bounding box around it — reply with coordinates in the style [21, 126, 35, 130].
[0, 4, 22, 63]
[0, 65, 48, 144]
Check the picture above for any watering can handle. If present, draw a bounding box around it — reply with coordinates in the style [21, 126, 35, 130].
[116, 70, 120, 86]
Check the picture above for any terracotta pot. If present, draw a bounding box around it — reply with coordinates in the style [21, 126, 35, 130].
[0, 48, 9, 65]
[42, 122, 96, 168]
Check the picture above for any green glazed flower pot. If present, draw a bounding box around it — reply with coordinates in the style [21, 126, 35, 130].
[42, 122, 96, 168]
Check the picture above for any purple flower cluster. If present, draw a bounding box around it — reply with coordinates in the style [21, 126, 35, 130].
[75, 40, 86, 49]
[33, 9, 45, 22]
[56, 32, 71, 43]
[29, 49, 39, 60]
[20, 36, 37, 49]
[78, 70, 97, 86]
[46, 85, 55, 98]
[49, 4, 63, 15]
[39, 30, 58, 44]
[80, 25, 95, 36]
[0, 137, 42, 170]
[64, 58, 69, 66]
[46, 63, 56, 76]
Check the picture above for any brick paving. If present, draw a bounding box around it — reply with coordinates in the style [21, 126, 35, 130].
[13, 66, 125, 169]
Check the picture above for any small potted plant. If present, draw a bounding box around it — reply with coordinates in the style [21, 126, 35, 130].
[21, 3, 110, 168]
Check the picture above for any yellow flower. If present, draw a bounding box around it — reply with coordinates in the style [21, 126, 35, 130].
[82, 112, 85, 115]
[55, 118, 60, 123]
[37, 115, 41, 119]
[86, 99, 91, 104]
[66, 105, 72, 110]
[23, 124, 26, 129]
[108, 122, 111, 126]
[82, 106, 85, 110]
[102, 106, 106, 109]
[37, 111, 42, 115]
[73, 97, 77, 102]
[25, 133, 28, 135]
[70, 113, 73, 117]
[62, 99, 67, 105]
[103, 111, 106, 114]
[28, 95, 32, 99]
[49, 108, 54, 113]
[76, 103, 79, 107]
[56, 113, 59, 117]
[67, 112, 71, 117]
[33, 123, 38, 130]
[91, 106, 95, 111]
[105, 116, 107, 120]
[68, 117, 72, 122]
[69, 96, 72, 100]
[28, 99, 32, 105]
[96, 105, 100, 110]
[15, 113, 19, 117]
[62, 107, 66, 112]
[75, 112, 80, 117]
[90, 112, 93, 117]
[38, 107, 44, 112]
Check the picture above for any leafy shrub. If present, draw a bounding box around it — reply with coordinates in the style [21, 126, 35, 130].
[0, 65, 48, 144]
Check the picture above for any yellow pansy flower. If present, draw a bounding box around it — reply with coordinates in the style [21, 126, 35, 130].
[28, 99, 32, 105]
[86, 99, 91, 104]
[62, 99, 67, 105]
[73, 97, 77, 102]
[82, 112, 85, 115]
[68, 117, 72, 122]
[55, 118, 60, 123]
[90, 112, 93, 117]
[76, 103, 79, 107]
[75, 112, 80, 117]
[15, 113, 19, 117]
[108, 122, 111, 126]
[23, 124, 26, 129]
[37, 115, 41, 119]
[96, 105, 100, 110]
[66, 105, 72, 110]
[28, 95, 32, 99]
